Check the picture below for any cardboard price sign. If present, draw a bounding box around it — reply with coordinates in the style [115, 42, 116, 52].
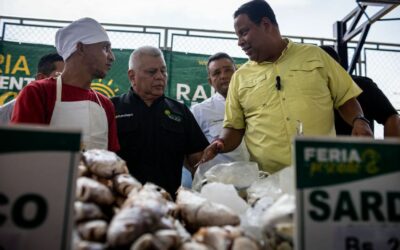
[0, 125, 81, 250]
[295, 137, 400, 250]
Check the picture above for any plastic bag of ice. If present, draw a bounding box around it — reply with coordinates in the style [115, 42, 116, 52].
[246, 166, 294, 205]
[200, 182, 249, 215]
[192, 160, 220, 192]
[203, 161, 259, 189]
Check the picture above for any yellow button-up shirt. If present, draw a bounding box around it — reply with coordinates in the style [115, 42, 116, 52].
[224, 39, 362, 173]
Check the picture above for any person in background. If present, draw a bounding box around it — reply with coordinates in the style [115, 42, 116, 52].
[192, 52, 249, 163]
[182, 52, 250, 187]
[320, 45, 400, 138]
[112, 46, 209, 197]
[12, 17, 119, 152]
[198, 0, 372, 174]
[0, 53, 64, 125]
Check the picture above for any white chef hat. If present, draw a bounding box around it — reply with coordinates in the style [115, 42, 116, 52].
[55, 17, 110, 61]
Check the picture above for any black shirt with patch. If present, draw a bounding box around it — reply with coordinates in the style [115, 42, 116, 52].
[111, 88, 209, 197]
[335, 75, 398, 135]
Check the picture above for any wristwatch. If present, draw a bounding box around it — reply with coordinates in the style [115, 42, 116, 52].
[352, 115, 370, 126]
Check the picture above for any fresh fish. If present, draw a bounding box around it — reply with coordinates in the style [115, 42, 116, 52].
[113, 173, 142, 197]
[76, 177, 114, 206]
[107, 206, 161, 248]
[82, 149, 128, 178]
[74, 201, 104, 222]
[175, 188, 240, 231]
[77, 220, 108, 242]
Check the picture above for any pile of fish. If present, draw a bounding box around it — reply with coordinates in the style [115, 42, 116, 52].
[73, 149, 265, 250]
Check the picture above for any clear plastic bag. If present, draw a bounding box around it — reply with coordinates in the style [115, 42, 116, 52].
[246, 166, 294, 205]
[192, 161, 259, 192]
[192, 160, 219, 192]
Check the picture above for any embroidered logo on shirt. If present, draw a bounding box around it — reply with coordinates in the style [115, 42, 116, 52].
[116, 113, 134, 119]
[164, 109, 182, 122]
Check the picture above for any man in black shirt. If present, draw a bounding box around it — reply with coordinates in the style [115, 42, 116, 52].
[112, 46, 209, 197]
[320, 45, 400, 138]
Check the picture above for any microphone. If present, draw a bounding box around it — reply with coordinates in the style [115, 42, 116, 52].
[275, 76, 281, 91]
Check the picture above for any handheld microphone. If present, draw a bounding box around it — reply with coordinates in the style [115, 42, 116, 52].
[275, 76, 281, 91]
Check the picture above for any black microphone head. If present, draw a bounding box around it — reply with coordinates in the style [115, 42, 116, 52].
[276, 76, 281, 91]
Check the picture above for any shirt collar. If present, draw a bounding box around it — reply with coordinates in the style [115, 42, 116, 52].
[248, 38, 292, 66]
[128, 87, 165, 106]
[213, 92, 226, 102]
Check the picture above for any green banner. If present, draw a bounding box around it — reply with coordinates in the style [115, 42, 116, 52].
[0, 41, 247, 106]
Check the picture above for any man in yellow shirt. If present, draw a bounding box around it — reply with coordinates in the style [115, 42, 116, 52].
[199, 0, 373, 174]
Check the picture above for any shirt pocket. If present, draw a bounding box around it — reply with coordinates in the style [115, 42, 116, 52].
[160, 117, 185, 151]
[117, 118, 140, 149]
[239, 74, 268, 114]
[289, 59, 330, 98]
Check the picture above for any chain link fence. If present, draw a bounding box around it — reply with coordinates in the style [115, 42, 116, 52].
[365, 48, 400, 108]
[1, 16, 399, 137]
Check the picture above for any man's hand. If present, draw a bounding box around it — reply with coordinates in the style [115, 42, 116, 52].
[194, 139, 224, 168]
[194, 127, 244, 169]
[352, 119, 373, 136]
[338, 98, 373, 137]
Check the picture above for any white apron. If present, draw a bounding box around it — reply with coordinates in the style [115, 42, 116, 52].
[49, 76, 108, 150]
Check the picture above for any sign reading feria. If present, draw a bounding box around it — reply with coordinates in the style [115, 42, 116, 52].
[295, 137, 400, 250]
[0, 125, 81, 250]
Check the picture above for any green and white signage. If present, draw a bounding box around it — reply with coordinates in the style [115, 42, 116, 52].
[0, 125, 81, 250]
[295, 137, 400, 250]
[0, 40, 247, 107]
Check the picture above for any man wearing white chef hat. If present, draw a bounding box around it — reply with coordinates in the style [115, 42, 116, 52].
[12, 17, 119, 152]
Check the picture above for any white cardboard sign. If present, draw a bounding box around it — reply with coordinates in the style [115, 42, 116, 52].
[295, 137, 400, 250]
[0, 125, 81, 250]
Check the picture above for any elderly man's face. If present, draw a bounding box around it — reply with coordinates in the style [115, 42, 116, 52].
[129, 55, 167, 99]
[83, 41, 115, 79]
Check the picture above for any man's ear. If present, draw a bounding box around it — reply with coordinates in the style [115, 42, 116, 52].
[76, 42, 85, 55]
[128, 69, 136, 86]
[207, 76, 212, 86]
[260, 17, 272, 31]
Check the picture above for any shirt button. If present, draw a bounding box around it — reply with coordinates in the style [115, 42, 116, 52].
[282, 98, 286, 101]
[286, 117, 290, 121]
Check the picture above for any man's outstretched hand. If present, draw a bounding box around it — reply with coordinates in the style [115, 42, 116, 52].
[194, 139, 224, 169]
